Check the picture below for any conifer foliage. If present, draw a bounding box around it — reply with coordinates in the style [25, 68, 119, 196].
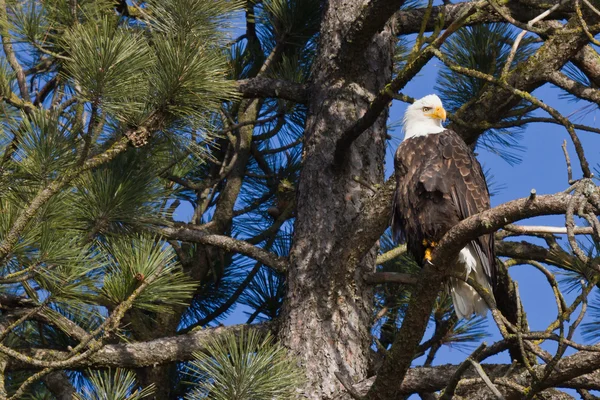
[0, 0, 599, 399]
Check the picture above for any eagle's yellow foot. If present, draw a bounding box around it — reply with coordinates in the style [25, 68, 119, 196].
[423, 239, 437, 264]
[424, 247, 433, 262]
[422, 239, 438, 247]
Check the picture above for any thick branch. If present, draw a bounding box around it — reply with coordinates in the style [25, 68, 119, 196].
[495, 240, 578, 270]
[436, 193, 597, 263]
[547, 70, 600, 104]
[337, 357, 600, 398]
[395, 0, 571, 35]
[341, 0, 407, 63]
[571, 45, 600, 87]
[157, 226, 287, 272]
[7, 323, 272, 371]
[364, 272, 418, 285]
[236, 78, 309, 104]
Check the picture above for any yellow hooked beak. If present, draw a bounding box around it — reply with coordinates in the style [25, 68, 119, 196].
[426, 106, 446, 122]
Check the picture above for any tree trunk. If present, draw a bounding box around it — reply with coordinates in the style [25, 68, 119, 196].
[280, 2, 394, 398]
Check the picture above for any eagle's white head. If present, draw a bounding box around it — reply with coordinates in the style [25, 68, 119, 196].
[402, 94, 447, 139]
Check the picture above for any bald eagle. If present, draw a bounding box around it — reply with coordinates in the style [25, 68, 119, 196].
[391, 94, 495, 319]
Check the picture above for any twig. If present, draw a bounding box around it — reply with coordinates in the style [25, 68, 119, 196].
[519, 260, 567, 317]
[562, 140, 574, 184]
[583, 0, 600, 17]
[469, 358, 505, 400]
[376, 244, 408, 264]
[575, 0, 600, 46]
[565, 188, 589, 264]
[514, 281, 537, 382]
[503, 224, 593, 235]
[439, 343, 487, 400]
[529, 189, 537, 201]
[583, 211, 600, 243]
[500, 0, 568, 78]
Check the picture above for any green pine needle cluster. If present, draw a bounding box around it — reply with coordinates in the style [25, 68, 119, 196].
[74, 369, 155, 400]
[100, 235, 196, 313]
[187, 330, 304, 400]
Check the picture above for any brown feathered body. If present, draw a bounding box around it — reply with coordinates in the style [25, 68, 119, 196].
[392, 129, 496, 318]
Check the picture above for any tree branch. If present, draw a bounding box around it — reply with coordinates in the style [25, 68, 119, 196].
[0, 0, 30, 103]
[236, 78, 310, 104]
[547, 70, 600, 104]
[394, 0, 572, 35]
[341, 0, 407, 63]
[335, 352, 600, 398]
[495, 240, 579, 270]
[571, 45, 600, 87]
[7, 323, 272, 371]
[432, 46, 593, 178]
[447, 15, 599, 146]
[364, 272, 418, 285]
[157, 226, 287, 272]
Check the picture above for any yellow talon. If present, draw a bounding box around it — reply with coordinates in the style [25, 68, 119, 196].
[424, 248, 433, 262]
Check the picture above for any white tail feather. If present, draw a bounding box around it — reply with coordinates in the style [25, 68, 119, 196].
[450, 244, 492, 319]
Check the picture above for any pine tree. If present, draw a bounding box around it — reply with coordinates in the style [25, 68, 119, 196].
[0, 1, 598, 399]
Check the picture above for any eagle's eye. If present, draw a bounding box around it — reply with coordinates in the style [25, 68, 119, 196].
[422, 107, 431, 112]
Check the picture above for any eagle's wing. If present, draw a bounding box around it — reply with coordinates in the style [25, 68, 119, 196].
[423, 130, 496, 286]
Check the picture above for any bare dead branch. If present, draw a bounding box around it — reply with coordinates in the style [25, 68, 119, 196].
[439, 343, 488, 400]
[502, 224, 593, 235]
[469, 358, 505, 400]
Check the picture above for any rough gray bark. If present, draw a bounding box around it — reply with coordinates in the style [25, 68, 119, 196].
[278, 1, 393, 398]
[42, 372, 76, 400]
